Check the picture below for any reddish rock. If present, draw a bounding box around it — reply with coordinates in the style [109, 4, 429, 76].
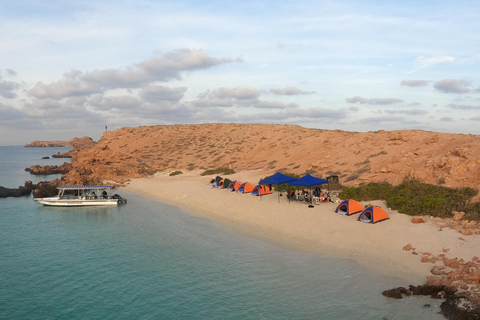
[445, 258, 460, 269]
[422, 255, 432, 263]
[426, 276, 442, 286]
[403, 243, 412, 251]
[460, 228, 474, 236]
[452, 211, 466, 221]
[431, 265, 445, 275]
[411, 216, 425, 224]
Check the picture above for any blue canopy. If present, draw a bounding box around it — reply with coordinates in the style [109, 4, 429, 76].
[289, 174, 328, 187]
[259, 172, 297, 185]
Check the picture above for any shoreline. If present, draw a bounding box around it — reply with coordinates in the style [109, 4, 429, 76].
[123, 170, 480, 285]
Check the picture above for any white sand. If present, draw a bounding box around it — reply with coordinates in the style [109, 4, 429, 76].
[123, 170, 480, 284]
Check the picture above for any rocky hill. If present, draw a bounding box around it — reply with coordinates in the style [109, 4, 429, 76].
[25, 140, 71, 147]
[61, 124, 480, 193]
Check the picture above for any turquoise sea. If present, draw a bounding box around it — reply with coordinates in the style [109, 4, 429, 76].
[0, 146, 445, 319]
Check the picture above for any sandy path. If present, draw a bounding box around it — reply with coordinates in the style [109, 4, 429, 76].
[123, 170, 480, 284]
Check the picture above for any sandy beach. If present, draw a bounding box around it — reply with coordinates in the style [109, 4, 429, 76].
[124, 170, 480, 285]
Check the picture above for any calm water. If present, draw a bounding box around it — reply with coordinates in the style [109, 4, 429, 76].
[0, 146, 445, 319]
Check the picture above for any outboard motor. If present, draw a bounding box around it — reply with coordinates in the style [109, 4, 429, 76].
[112, 194, 127, 205]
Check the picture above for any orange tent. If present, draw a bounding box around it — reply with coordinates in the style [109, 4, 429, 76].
[238, 182, 255, 193]
[335, 199, 364, 216]
[358, 206, 389, 223]
[252, 184, 272, 196]
[228, 180, 243, 191]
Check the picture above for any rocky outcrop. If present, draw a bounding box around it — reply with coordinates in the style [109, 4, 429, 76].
[26, 163, 72, 175]
[32, 179, 62, 198]
[0, 182, 33, 198]
[383, 284, 480, 319]
[25, 141, 71, 147]
[441, 292, 480, 320]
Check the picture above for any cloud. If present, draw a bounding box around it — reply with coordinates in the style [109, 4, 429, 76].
[439, 117, 454, 121]
[0, 102, 25, 122]
[408, 56, 454, 73]
[346, 96, 404, 105]
[0, 76, 20, 99]
[27, 49, 238, 99]
[238, 107, 347, 122]
[447, 103, 480, 110]
[254, 100, 289, 109]
[139, 85, 187, 103]
[269, 86, 315, 95]
[400, 80, 429, 87]
[361, 116, 406, 123]
[28, 71, 101, 99]
[199, 86, 261, 100]
[434, 79, 472, 94]
[191, 86, 265, 109]
[470, 116, 480, 121]
[384, 109, 428, 115]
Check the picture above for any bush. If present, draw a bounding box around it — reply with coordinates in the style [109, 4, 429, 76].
[169, 171, 183, 176]
[339, 178, 480, 220]
[200, 167, 235, 176]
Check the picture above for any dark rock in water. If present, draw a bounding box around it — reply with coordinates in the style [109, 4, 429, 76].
[423, 304, 431, 308]
[441, 292, 480, 320]
[408, 284, 455, 298]
[382, 287, 411, 299]
[42, 156, 50, 159]
[0, 182, 33, 198]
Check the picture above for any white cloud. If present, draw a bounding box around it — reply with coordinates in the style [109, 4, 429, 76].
[269, 86, 315, 95]
[346, 96, 404, 105]
[434, 79, 472, 94]
[408, 56, 454, 73]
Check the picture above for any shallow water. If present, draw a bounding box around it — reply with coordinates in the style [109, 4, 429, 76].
[0, 146, 445, 319]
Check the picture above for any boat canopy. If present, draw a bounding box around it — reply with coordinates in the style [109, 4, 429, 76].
[57, 185, 113, 190]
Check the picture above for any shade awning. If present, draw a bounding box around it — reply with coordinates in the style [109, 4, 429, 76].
[259, 172, 297, 185]
[288, 174, 328, 187]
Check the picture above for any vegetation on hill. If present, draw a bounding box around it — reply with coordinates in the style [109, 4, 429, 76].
[339, 179, 480, 220]
[200, 167, 235, 176]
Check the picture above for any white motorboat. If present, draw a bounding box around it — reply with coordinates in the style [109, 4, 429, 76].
[34, 185, 127, 207]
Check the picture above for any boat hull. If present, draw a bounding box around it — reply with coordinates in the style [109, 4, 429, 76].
[35, 198, 119, 207]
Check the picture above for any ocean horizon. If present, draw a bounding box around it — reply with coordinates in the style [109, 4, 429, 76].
[0, 146, 445, 319]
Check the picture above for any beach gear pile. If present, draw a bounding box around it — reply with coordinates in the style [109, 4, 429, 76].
[335, 199, 389, 224]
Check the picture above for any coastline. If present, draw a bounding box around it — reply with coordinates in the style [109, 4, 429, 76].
[123, 170, 480, 285]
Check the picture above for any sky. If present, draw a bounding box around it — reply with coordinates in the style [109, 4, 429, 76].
[1, 0, 480, 146]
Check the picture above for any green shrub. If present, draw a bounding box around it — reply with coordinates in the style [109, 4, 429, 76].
[339, 178, 480, 220]
[200, 167, 235, 176]
[169, 171, 183, 176]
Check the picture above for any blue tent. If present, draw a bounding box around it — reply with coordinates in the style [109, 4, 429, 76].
[289, 174, 328, 187]
[259, 172, 297, 185]
[259, 172, 297, 203]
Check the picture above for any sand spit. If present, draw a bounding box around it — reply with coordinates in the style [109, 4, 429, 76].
[124, 170, 480, 286]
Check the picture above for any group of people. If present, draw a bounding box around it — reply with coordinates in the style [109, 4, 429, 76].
[287, 187, 336, 203]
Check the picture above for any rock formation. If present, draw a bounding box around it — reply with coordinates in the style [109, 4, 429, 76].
[25, 140, 71, 147]
[0, 182, 33, 198]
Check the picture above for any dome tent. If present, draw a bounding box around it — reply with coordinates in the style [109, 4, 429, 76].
[335, 199, 364, 216]
[357, 206, 389, 224]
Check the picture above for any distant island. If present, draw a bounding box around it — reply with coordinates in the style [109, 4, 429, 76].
[25, 141, 72, 147]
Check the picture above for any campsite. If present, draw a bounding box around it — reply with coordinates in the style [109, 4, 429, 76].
[209, 172, 389, 224]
